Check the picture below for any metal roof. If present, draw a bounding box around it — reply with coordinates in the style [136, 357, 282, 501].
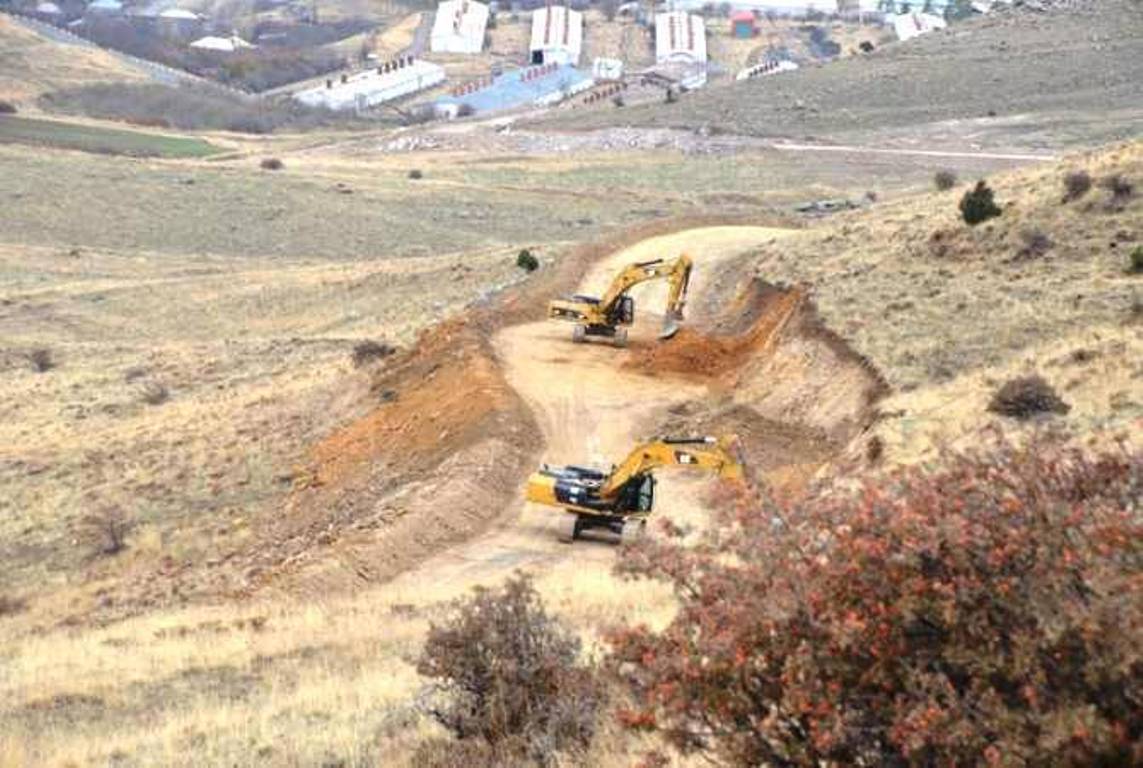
[430, 0, 490, 53]
[529, 6, 583, 55]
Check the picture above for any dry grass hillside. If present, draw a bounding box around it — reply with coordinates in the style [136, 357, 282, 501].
[548, 1, 1143, 148]
[736, 140, 1143, 461]
[0, 15, 145, 103]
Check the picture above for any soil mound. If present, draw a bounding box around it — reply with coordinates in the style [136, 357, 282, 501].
[625, 279, 805, 380]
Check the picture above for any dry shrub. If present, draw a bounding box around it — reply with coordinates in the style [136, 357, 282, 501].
[408, 168, 424, 180]
[417, 574, 603, 766]
[1063, 169, 1092, 202]
[865, 434, 884, 464]
[988, 374, 1070, 419]
[1101, 173, 1135, 202]
[1015, 228, 1053, 260]
[25, 347, 53, 372]
[933, 170, 957, 191]
[351, 340, 396, 367]
[79, 508, 134, 557]
[260, 157, 284, 171]
[609, 436, 1141, 767]
[0, 593, 28, 617]
[138, 379, 169, 405]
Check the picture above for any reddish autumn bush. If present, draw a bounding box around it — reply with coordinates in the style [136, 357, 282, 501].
[608, 435, 1141, 767]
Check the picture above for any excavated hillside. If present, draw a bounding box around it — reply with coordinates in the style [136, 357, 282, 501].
[85, 221, 884, 611]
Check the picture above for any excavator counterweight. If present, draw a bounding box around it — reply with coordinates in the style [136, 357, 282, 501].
[547, 254, 693, 346]
[525, 435, 743, 542]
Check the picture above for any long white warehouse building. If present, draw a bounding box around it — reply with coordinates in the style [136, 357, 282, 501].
[529, 5, 583, 66]
[295, 59, 446, 112]
[431, 0, 489, 54]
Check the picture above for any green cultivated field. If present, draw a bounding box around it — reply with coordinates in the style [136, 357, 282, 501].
[0, 115, 219, 157]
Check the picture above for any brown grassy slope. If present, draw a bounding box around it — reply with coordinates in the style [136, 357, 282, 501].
[543, 1, 1143, 146]
[0, 15, 145, 103]
[0, 239, 528, 611]
[0, 146, 637, 261]
[737, 140, 1143, 460]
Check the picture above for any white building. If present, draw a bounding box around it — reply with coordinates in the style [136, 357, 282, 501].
[529, 5, 583, 66]
[655, 12, 706, 66]
[159, 8, 200, 21]
[430, 0, 489, 54]
[189, 35, 255, 52]
[295, 59, 446, 112]
[891, 11, 947, 42]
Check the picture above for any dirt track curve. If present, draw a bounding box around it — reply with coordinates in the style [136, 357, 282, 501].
[380, 225, 874, 594]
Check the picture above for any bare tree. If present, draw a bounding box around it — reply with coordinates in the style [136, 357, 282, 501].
[79, 508, 135, 557]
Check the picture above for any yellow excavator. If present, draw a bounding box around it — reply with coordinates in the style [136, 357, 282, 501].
[547, 254, 693, 347]
[525, 435, 743, 543]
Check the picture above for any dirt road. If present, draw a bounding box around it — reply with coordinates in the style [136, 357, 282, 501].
[384, 225, 794, 594]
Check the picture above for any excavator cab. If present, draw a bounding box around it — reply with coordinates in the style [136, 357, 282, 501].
[614, 473, 655, 516]
[611, 295, 635, 327]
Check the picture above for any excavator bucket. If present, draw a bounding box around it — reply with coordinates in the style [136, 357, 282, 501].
[659, 311, 683, 340]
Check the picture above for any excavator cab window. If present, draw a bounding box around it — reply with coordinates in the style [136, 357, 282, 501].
[636, 475, 655, 513]
[617, 295, 635, 326]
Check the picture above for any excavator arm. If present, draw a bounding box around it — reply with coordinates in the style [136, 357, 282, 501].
[596, 254, 693, 339]
[599, 435, 742, 496]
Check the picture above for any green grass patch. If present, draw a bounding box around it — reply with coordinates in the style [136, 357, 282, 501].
[0, 115, 219, 158]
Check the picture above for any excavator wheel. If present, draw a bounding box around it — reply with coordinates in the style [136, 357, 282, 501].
[620, 519, 647, 545]
[571, 325, 586, 344]
[557, 514, 580, 543]
[612, 327, 628, 348]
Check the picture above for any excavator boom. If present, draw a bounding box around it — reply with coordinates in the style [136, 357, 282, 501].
[600, 435, 742, 495]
